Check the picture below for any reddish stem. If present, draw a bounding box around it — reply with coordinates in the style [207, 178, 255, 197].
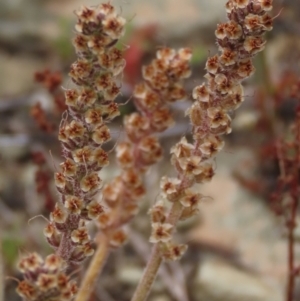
[286, 195, 298, 301]
[286, 110, 300, 301]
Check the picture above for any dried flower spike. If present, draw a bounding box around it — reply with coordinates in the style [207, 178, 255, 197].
[17, 3, 126, 301]
[132, 2, 273, 301]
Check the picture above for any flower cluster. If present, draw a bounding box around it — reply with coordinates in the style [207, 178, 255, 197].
[18, 3, 126, 300]
[148, 0, 273, 261]
[51, 2, 125, 262]
[99, 48, 192, 247]
[16, 253, 77, 301]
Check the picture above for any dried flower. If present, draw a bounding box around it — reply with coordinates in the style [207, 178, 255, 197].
[148, 201, 167, 223]
[17, 2, 274, 300]
[192, 84, 210, 102]
[146, 2, 273, 274]
[16, 281, 37, 299]
[86, 201, 104, 219]
[80, 172, 101, 192]
[215, 23, 227, 39]
[71, 227, 90, 244]
[150, 223, 173, 243]
[60, 159, 77, 177]
[205, 55, 219, 74]
[54, 172, 66, 189]
[50, 204, 68, 224]
[244, 36, 266, 54]
[178, 156, 203, 176]
[162, 243, 188, 261]
[259, 0, 273, 11]
[180, 188, 203, 207]
[92, 125, 111, 144]
[65, 195, 83, 214]
[44, 223, 55, 238]
[72, 146, 94, 164]
[17, 253, 76, 301]
[225, 21, 242, 39]
[85, 108, 103, 125]
[44, 254, 63, 271]
[18, 3, 127, 300]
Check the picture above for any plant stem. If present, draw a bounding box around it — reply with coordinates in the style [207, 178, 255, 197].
[75, 235, 109, 301]
[131, 201, 183, 301]
[286, 114, 300, 301]
[0, 230, 3, 301]
[131, 244, 162, 301]
[286, 195, 298, 301]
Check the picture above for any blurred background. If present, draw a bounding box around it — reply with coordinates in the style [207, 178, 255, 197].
[1, 0, 300, 300]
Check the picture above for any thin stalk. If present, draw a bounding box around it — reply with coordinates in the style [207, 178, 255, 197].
[286, 195, 298, 301]
[131, 244, 162, 301]
[286, 117, 300, 301]
[75, 235, 110, 301]
[131, 201, 183, 301]
[0, 230, 3, 301]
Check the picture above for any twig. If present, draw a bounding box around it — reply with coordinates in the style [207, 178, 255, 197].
[75, 235, 110, 301]
[131, 201, 183, 301]
[286, 109, 300, 301]
[129, 229, 189, 301]
[286, 195, 297, 301]
[0, 229, 3, 301]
